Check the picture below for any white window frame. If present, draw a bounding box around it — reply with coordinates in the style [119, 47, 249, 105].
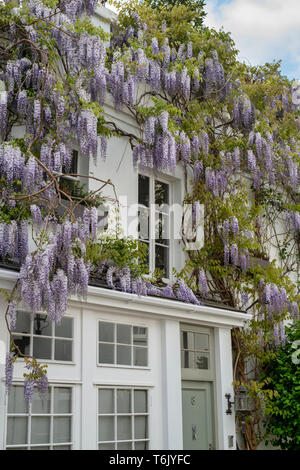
[97, 320, 149, 369]
[138, 172, 173, 281]
[97, 386, 150, 450]
[5, 384, 74, 450]
[12, 310, 74, 364]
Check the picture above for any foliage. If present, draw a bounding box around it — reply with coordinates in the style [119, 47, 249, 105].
[261, 321, 300, 450]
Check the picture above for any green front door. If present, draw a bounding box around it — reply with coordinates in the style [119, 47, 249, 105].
[182, 381, 214, 450]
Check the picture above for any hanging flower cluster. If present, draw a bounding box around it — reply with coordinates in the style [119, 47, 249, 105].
[260, 282, 289, 315]
[0, 220, 28, 262]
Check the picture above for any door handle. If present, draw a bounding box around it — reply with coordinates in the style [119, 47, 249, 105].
[208, 443, 214, 450]
[192, 425, 197, 440]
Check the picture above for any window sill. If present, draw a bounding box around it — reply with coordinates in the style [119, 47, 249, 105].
[97, 363, 151, 371]
[16, 358, 76, 366]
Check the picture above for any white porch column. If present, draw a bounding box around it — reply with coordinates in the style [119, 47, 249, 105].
[0, 340, 6, 450]
[214, 327, 236, 450]
[161, 319, 183, 449]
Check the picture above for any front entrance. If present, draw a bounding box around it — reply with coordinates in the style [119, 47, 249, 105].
[180, 324, 215, 450]
[182, 381, 214, 450]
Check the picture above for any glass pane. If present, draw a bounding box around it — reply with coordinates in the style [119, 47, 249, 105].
[6, 447, 28, 450]
[53, 417, 71, 443]
[117, 441, 132, 450]
[32, 391, 51, 414]
[99, 416, 114, 441]
[195, 333, 209, 351]
[117, 416, 132, 440]
[133, 327, 148, 347]
[33, 314, 52, 336]
[133, 347, 147, 367]
[55, 317, 73, 338]
[195, 352, 209, 370]
[54, 388, 71, 414]
[6, 417, 28, 445]
[7, 386, 27, 414]
[155, 245, 169, 278]
[12, 334, 30, 356]
[99, 343, 114, 364]
[182, 331, 194, 350]
[15, 311, 31, 334]
[99, 389, 114, 414]
[117, 390, 131, 414]
[31, 417, 50, 444]
[155, 212, 169, 244]
[138, 174, 149, 207]
[155, 180, 169, 206]
[135, 441, 148, 450]
[55, 340, 72, 361]
[99, 443, 115, 450]
[31, 446, 50, 450]
[181, 351, 194, 369]
[138, 206, 149, 241]
[117, 324, 131, 344]
[99, 322, 114, 343]
[134, 416, 148, 439]
[33, 337, 52, 360]
[117, 345, 131, 365]
[53, 445, 71, 450]
[134, 391, 147, 413]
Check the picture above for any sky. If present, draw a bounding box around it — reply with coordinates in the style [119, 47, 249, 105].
[204, 0, 300, 80]
[107, 0, 300, 81]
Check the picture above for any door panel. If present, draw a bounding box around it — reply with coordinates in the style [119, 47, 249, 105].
[182, 382, 214, 450]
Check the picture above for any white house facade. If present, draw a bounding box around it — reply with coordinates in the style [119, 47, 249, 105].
[0, 5, 252, 451]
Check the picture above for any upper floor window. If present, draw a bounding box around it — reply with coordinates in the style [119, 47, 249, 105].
[59, 149, 79, 199]
[6, 385, 73, 450]
[12, 311, 73, 362]
[98, 321, 148, 368]
[138, 174, 170, 278]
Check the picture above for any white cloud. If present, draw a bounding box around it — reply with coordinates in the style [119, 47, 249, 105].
[204, 0, 300, 78]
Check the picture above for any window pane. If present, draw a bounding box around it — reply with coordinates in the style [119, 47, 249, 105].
[99, 322, 114, 343]
[133, 327, 148, 347]
[155, 180, 169, 206]
[138, 175, 149, 207]
[99, 443, 115, 450]
[133, 347, 147, 367]
[155, 212, 169, 244]
[15, 311, 31, 334]
[33, 314, 52, 336]
[53, 417, 71, 443]
[117, 324, 131, 344]
[135, 441, 148, 450]
[134, 416, 148, 439]
[117, 416, 132, 440]
[99, 343, 115, 364]
[31, 446, 50, 450]
[182, 331, 194, 350]
[12, 334, 30, 356]
[99, 343, 114, 364]
[195, 352, 209, 370]
[53, 445, 71, 450]
[32, 337, 52, 360]
[134, 391, 147, 413]
[138, 207, 149, 240]
[117, 441, 132, 450]
[6, 417, 28, 445]
[54, 388, 71, 414]
[117, 390, 131, 414]
[181, 351, 194, 369]
[7, 386, 27, 414]
[195, 333, 209, 351]
[32, 391, 51, 414]
[31, 417, 50, 444]
[99, 416, 114, 441]
[117, 345, 131, 365]
[155, 245, 169, 278]
[99, 389, 114, 414]
[55, 317, 73, 338]
[55, 340, 72, 361]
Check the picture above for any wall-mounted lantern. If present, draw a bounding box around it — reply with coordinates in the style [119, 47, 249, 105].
[225, 386, 250, 415]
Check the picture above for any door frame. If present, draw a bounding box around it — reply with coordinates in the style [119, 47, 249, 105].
[180, 323, 217, 449]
